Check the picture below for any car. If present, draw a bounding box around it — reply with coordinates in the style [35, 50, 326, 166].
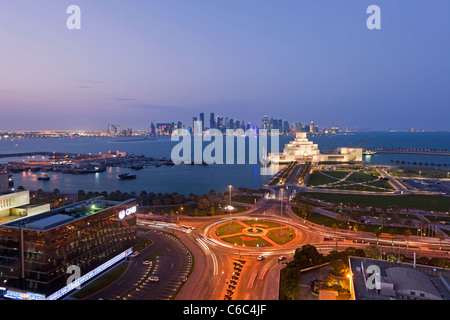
[143, 260, 152, 265]
[278, 256, 286, 262]
[257, 255, 265, 261]
[130, 251, 139, 258]
[149, 276, 159, 282]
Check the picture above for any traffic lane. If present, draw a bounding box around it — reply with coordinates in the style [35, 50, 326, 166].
[203, 250, 237, 300]
[232, 255, 280, 300]
[175, 232, 211, 300]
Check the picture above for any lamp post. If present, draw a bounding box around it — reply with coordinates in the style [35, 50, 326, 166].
[228, 185, 232, 227]
[229, 185, 232, 209]
[280, 188, 284, 234]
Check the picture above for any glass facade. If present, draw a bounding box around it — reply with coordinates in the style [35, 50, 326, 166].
[0, 198, 137, 298]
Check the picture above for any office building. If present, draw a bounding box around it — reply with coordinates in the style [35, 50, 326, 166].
[199, 113, 205, 130]
[210, 113, 215, 129]
[0, 197, 137, 300]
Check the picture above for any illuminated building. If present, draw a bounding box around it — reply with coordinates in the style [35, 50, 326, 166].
[0, 197, 137, 300]
[269, 132, 363, 164]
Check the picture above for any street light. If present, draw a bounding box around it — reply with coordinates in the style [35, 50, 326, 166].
[280, 188, 284, 235]
[228, 185, 232, 209]
[228, 185, 232, 227]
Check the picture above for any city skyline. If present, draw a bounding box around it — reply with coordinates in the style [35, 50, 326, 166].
[1, 1, 449, 131]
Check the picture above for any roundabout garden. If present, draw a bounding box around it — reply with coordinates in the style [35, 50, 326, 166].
[214, 218, 300, 247]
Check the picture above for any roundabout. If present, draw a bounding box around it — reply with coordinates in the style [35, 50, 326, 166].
[205, 217, 304, 250]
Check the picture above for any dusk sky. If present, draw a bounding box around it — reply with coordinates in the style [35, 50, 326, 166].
[1, 0, 449, 131]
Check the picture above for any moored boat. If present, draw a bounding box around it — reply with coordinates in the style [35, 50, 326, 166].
[118, 173, 136, 180]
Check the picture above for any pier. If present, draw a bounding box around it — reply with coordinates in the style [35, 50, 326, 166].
[0, 151, 176, 174]
[367, 147, 450, 156]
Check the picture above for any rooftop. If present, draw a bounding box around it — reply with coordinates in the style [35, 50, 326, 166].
[2, 197, 129, 231]
[349, 256, 450, 300]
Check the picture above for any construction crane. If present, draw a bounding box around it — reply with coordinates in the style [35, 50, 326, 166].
[350, 136, 370, 148]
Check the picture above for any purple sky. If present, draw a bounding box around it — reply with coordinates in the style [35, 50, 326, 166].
[1, 0, 449, 131]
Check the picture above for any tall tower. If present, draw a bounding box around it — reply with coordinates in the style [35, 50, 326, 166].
[210, 113, 215, 129]
[199, 113, 205, 130]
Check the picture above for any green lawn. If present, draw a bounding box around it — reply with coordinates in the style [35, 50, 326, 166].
[303, 192, 450, 212]
[220, 235, 272, 247]
[308, 170, 393, 192]
[318, 182, 391, 192]
[389, 167, 450, 179]
[366, 179, 395, 190]
[346, 172, 377, 183]
[322, 207, 422, 221]
[242, 220, 282, 228]
[216, 222, 245, 236]
[292, 207, 419, 236]
[307, 171, 349, 186]
[266, 228, 296, 244]
[231, 195, 261, 204]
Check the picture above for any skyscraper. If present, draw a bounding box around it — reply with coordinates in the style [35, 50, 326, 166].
[210, 113, 215, 129]
[199, 113, 205, 130]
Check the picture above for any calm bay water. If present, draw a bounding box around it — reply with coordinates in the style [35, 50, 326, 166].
[1, 132, 449, 195]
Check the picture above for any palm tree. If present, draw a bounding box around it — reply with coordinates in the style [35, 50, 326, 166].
[391, 213, 402, 233]
[404, 230, 412, 248]
[379, 211, 389, 229]
[404, 219, 414, 232]
[360, 224, 366, 243]
[436, 234, 444, 250]
[332, 223, 339, 251]
[421, 221, 429, 237]
[388, 228, 396, 246]
[374, 229, 382, 245]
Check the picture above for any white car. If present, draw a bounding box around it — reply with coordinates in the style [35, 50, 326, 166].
[257, 255, 265, 261]
[149, 276, 159, 282]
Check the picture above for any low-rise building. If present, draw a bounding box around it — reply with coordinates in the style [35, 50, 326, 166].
[348, 256, 450, 300]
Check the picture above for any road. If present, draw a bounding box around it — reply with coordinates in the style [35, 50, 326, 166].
[80, 195, 450, 301]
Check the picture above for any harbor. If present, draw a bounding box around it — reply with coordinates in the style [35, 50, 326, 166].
[0, 151, 177, 176]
